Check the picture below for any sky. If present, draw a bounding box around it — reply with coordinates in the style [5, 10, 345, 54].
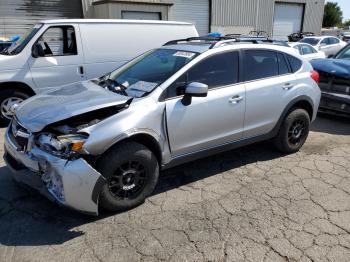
[326, 0, 350, 21]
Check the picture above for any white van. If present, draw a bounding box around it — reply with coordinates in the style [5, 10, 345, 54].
[0, 19, 198, 123]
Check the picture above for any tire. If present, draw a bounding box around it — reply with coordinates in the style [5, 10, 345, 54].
[273, 108, 310, 154]
[96, 141, 159, 212]
[0, 89, 30, 126]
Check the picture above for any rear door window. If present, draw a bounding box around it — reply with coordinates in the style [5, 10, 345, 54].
[277, 53, 290, 75]
[300, 44, 315, 55]
[321, 38, 331, 46]
[329, 37, 340, 44]
[244, 50, 279, 81]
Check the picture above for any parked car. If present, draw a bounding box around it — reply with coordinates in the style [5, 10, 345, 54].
[289, 42, 326, 61]
[311, 44, 350, 116]
[288, 32, 315, 42]
[341, 32, 350, 42]
[299, 36, 347, 56]
[4, 37, 321, 215]
[0, 19, 198, 124]
[224, 33, 289, 47]
[0, 35, 20, 52]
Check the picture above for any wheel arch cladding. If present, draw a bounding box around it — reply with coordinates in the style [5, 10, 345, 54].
[101, 133, 163, 166]
[289, 99, 313, 120]
[0, 82, 36, 96]
[273, 96, 314, 136]
[127, 134, 162, 165]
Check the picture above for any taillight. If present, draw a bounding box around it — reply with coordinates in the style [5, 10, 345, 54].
[310, 70, 320, 83]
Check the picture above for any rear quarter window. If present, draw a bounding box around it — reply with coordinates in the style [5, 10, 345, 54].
[286, 55, 302, 73]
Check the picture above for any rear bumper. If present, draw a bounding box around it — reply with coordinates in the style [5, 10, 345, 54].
[320, 91, 350, 115]
[4, 128, 105, 216]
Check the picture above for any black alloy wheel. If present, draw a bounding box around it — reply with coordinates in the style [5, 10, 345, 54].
[108, 160, 147, 200]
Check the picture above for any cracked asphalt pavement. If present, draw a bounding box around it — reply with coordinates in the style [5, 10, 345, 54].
[0, 114, 350, 262]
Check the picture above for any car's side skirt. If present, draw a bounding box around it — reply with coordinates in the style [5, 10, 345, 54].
[162, 131, 275, 170]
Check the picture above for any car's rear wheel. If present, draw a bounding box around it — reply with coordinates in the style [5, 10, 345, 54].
[273, 108, 310, 153]
[96, 141, 159, 212]
[0, 89, 30, 125]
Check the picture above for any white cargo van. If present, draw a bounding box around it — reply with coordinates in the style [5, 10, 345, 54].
[0, 19, 198, 123]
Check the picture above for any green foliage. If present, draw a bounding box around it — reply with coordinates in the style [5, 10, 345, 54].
[344, 20, 350, 28]
[323, 2, 343, 28]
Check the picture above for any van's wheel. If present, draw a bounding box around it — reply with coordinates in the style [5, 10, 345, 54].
[0, 89, 30, 125]
[96, 141, 159, 212]
[273, 108, 310, 153]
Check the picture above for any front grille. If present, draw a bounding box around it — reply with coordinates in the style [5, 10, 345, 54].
[332, 78, 350, 96]
[10, 119, 30, 151]
[319, 73, 350, 96]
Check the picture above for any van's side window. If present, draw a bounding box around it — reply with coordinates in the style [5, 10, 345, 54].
[37, 26, 77, 57]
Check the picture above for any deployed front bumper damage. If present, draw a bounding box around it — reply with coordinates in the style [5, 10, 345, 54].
[4, 128, 105, 216]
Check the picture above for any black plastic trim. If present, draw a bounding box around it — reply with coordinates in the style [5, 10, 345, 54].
[91, 175, 107, 204]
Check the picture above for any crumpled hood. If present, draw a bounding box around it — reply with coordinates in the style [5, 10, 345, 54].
[16, 81, 131, 132]
[311, 59, 350, 79]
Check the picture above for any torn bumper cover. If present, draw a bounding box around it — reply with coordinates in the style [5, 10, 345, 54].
[4, 128, 106, 216]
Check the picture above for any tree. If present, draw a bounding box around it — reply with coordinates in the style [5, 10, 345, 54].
[344, 19, 350, 28]
[323, 2, 343, 28]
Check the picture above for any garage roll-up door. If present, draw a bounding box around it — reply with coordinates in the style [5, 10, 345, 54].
[122, 11, 161, 20]
[169, 0, 209, 36]
[0, 0, 83, 38]
[273, 3, 304, 41]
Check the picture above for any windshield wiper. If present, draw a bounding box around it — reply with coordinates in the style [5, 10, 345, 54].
[99, 71, 112, 82]
[0, 48, 10, 55]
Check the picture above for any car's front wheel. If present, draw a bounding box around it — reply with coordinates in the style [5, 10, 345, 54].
[273, 108, 310, 153]
[96, 141, 159, 212]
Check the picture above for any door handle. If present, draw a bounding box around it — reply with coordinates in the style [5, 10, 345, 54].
[229, 95, 244, 104]
[282, 83, 294, 90]
[78, 66, 84, 76]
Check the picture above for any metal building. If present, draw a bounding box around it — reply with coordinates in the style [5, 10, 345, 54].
[0, 0, 325, 40]
[84, 0, 325, 39]
[211, 0, 325, 39]
[0, 0, 83, 38]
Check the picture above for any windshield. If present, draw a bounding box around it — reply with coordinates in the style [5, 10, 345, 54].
[299, 38, 320, 46]
[335, 45, 350, 60]
[99, 48, 199, 98]
[3, 24, 42, 55]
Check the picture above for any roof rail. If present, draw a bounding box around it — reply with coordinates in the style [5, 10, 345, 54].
[163, 35, 289, 49]
[163, 36, 233, 46]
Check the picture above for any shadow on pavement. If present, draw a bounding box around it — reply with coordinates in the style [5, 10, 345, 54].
[156, 141, 283, 195]
[311, 113, 350, 135]
[0, 112, 348, 247]
[0, 141, 284, 247]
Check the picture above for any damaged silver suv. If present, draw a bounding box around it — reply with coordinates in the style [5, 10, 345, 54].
[4, 37, 321, 215]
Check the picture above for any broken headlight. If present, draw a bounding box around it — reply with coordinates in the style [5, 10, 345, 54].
[37, 133, 88, 156]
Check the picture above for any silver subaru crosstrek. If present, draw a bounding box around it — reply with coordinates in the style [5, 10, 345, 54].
[4, 37, 321, 215]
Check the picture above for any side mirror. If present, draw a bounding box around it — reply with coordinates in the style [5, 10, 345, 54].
[185, 82, 208, 97]
[31, 43, 44, 58]
[182, 82, 208, 106]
